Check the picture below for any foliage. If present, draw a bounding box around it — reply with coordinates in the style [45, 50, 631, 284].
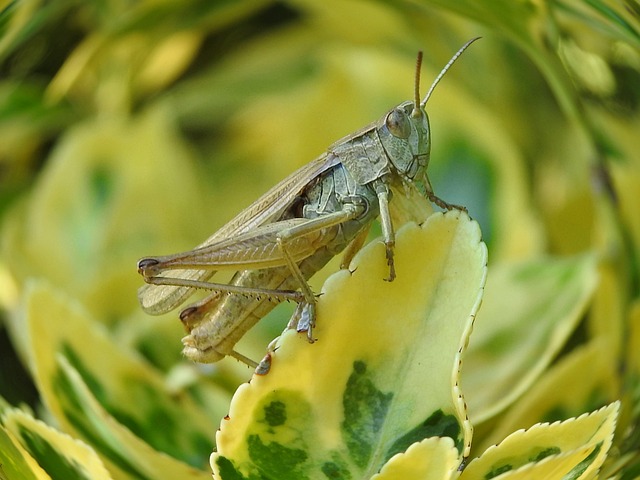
[1, 0, 639, 479]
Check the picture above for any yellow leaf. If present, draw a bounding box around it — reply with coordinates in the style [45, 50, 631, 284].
[212, 211, 487, 479]
[475, 340, 618, 454]
[461, 402, 619, 480]
[371, 437, 460, 480]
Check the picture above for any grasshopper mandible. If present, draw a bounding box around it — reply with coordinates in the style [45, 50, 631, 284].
[137, 38, 479, 367]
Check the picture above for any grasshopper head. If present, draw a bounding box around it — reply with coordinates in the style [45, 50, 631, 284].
[378, 101, 431, 186]
[378, 47, 432, 191]
[381, 38, 479, 193]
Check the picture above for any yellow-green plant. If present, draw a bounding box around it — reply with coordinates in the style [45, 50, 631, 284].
[0, 1, 639, 479]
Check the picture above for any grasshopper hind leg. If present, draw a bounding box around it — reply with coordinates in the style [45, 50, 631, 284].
[275, 201, 366, 342]
[277, 235, 318, 342]
[229, 350, 260, 368]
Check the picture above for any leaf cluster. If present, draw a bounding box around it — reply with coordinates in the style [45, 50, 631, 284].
[1, 1, 639, 479]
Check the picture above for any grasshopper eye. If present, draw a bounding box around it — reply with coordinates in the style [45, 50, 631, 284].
[385, 108, 411, 139]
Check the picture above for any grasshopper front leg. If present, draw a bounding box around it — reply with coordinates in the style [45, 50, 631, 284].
[373, 178, 396, 281]
[340, 224, 371, 271]
[423, 173, 468, 213]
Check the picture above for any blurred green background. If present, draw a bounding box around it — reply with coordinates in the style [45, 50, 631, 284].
[1, 0, 639, 476]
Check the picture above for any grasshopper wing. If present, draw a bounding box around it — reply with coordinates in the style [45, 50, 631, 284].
[138, 152, 341, 315]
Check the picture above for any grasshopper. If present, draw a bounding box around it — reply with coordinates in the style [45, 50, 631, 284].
[137, 38, 478, 367]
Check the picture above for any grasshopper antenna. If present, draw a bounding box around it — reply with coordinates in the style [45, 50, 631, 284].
[411, 51, 424, 117]
[421, 37, 481, 107]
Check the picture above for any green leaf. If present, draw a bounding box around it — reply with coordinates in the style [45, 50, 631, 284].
[212, 211, 488, 479]
[51, 356, 211, 480]
[0, 422, 50, 480]
[3, 409, 112, 479]
[21, 281, 224, 478]
[462, 254, 598, 422]
[419, 0, 585, 130]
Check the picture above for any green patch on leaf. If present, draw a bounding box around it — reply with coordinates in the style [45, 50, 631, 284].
[215, 456, 250, 480]
[2, 408, 113, 479]
[385, 410, 462, 461]
[342, 360, 393, 468]
[485, 463, 512, 479]
[321, 454, 352, 480]
[562, 442, 602, 480]
[215, 390, 318, 479]
[51, 361, 154, 480]
[531, 446, 561, 462]
[247, 434, 308, 478]
[23, 282, 217, 477]
[89, 165, 114, 212]
[60, 339, 211, 469]
[481, 446, 561, 479]
[16, 426, 92, 480]
[61, 343, 106, 404]
[0, 424, 42, 480]
[263, 401, 287, 427]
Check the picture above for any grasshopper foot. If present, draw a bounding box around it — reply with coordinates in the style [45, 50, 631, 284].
[289, 302, 316, 343]
[255, 351, 273, 375]
[255, 339, 280, 375]
[384, 243, 396, 282]
[428, 192, 467, 213]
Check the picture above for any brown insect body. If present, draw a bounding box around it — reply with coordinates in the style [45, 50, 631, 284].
[137, 39, 479, 367]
